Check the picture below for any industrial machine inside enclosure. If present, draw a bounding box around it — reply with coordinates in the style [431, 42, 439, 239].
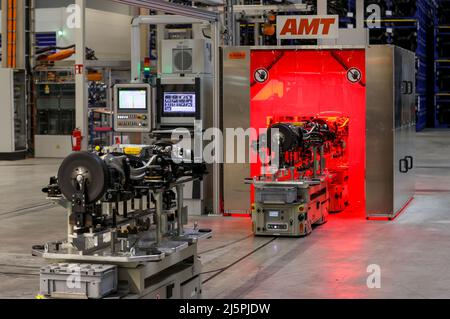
[249, 48, 365, 232]
[249, 116, 350, 236]
[223, 46, 415, 225]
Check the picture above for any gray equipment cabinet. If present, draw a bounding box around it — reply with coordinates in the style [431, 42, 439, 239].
[366, 45, 416, 219]
[0, 68, 27, 160]
[221, 47, 252, 216]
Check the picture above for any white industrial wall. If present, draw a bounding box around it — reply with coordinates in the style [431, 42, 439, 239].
[0, 7, 132, 60]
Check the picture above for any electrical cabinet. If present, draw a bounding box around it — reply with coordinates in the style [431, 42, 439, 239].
[366, 46, 416, 219]
[0, 68, 27, 160]
[34, 68, 75, 158]
[35, 69, 76, 136]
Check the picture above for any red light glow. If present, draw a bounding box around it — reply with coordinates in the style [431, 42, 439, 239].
[250, 49, 366, 217]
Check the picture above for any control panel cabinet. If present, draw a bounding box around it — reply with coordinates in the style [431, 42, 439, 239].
[114, 84, 152, 133]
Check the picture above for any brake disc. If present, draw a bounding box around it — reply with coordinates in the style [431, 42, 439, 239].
[57, 152, 109, 204]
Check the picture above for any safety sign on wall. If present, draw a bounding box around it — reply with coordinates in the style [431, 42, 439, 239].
[254, 68, 269, 84]
[75, 64, 84, 75]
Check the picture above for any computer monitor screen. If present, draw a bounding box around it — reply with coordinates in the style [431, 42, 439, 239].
[157, 80, 200, 125]
[163, 92, 196, 114]
[118, 88, 148, 110]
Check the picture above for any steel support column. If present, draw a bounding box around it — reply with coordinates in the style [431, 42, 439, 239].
[212, 20, 221, 215]
[75, 0, 88, 151]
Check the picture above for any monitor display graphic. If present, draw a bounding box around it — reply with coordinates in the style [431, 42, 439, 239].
[163, 93, 196, 114]
[118, 89, 147, 110]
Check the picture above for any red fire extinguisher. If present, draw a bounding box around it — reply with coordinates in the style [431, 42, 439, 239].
[72, 128, 83, 152]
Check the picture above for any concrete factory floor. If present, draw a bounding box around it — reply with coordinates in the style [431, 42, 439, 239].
[1, 129, 450, 299]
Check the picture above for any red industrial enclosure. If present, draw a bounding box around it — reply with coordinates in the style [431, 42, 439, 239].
[250, 49, 366, 215]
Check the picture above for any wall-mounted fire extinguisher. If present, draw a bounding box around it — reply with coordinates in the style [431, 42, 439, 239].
[72, 128, 83, 152]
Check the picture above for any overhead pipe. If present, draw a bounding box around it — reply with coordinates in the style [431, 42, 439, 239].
[7, 0, 11, 67]
[7, 0, 17, 68]
[111, 0, 218, 22]
[6, 0, 18, 68]
[12, 0, 17, 68]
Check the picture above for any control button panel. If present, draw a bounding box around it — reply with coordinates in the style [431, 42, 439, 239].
[266, 223, 289, 231]
[116, 114, 149, 130]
